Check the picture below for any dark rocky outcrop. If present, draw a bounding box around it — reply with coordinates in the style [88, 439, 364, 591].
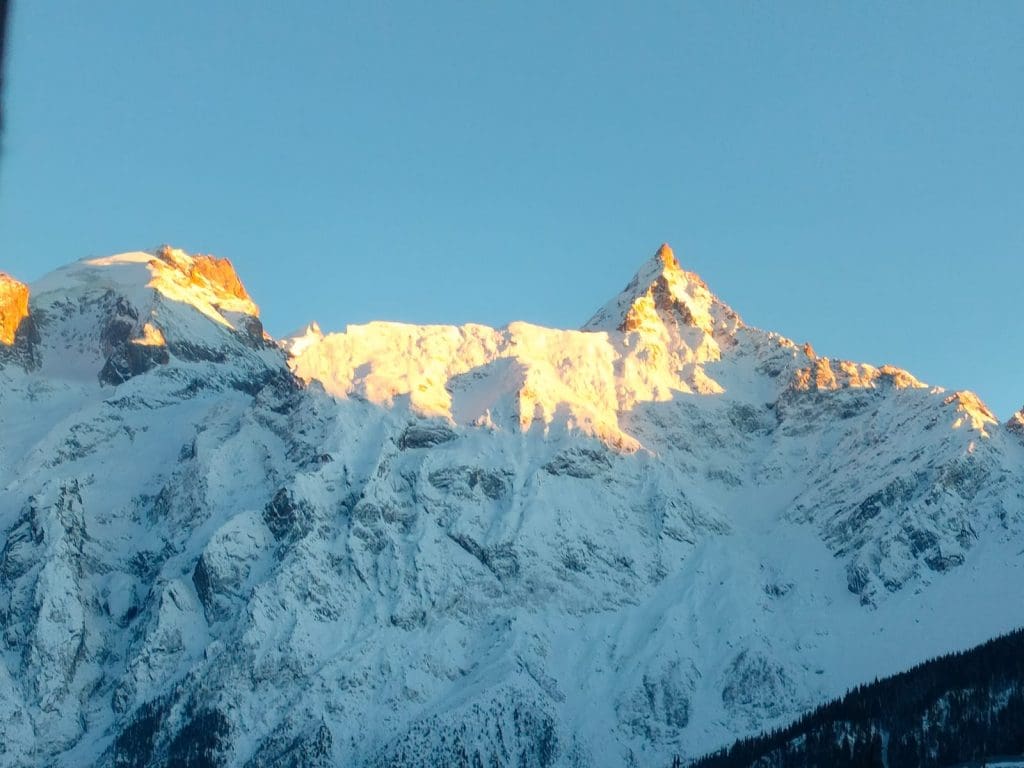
[398, 421, 458, 450]
[542, 447, 611, 478]
[263, 488, 314, 542]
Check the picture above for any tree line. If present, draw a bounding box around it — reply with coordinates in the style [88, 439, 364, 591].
[685, 627, 1024, 768]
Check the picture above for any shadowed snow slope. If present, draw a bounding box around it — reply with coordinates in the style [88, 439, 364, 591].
[1, 244, 1022, 768]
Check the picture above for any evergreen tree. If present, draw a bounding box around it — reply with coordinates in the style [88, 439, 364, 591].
[688, 628, 1024, 768]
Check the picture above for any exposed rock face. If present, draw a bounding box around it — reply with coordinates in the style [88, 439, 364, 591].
[0, 273, 38, 367]
[184, 253, 253, 303]
[0, 244, 1023, 768]
[792, 358, 926, 392]
[97, 299, 171, 385]
[0, 272, 30, 345]
[154, 245, 257, 309]
[1007, 407, 1024, 436]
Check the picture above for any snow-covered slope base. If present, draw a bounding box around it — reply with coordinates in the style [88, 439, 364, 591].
[1, 245, 1022, 767]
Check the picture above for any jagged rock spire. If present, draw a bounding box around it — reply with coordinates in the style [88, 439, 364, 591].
[582, 243, 741, 336]
[1006, 406, 1024, 436]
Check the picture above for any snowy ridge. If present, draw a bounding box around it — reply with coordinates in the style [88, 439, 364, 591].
[288, 244, 787, 450]
[0, 244, 1022, 768]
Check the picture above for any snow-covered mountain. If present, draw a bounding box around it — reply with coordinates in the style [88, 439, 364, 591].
[1, 245, 1022, 767]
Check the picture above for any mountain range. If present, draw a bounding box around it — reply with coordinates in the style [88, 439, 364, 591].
[0, 244, 1021, 767]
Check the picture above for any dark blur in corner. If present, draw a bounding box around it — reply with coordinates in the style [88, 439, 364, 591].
[0, 0, 8, 162]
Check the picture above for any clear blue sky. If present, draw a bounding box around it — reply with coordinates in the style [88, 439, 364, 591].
[2, 2, 1022, 416]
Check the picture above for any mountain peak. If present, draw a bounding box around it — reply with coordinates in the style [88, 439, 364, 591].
[1007, 406, 1024, 436]
[654, 242, 680, 270]
[34, 246, 260, 325]
[24, 247, 272, 384]
[582, 243, 741, 337]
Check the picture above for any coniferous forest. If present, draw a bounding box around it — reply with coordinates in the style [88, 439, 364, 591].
[687, 628, 1024, 768]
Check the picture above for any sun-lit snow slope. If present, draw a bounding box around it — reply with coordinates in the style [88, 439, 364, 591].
[1, 244, 1022, 768]
[289, 246, 780, 450]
